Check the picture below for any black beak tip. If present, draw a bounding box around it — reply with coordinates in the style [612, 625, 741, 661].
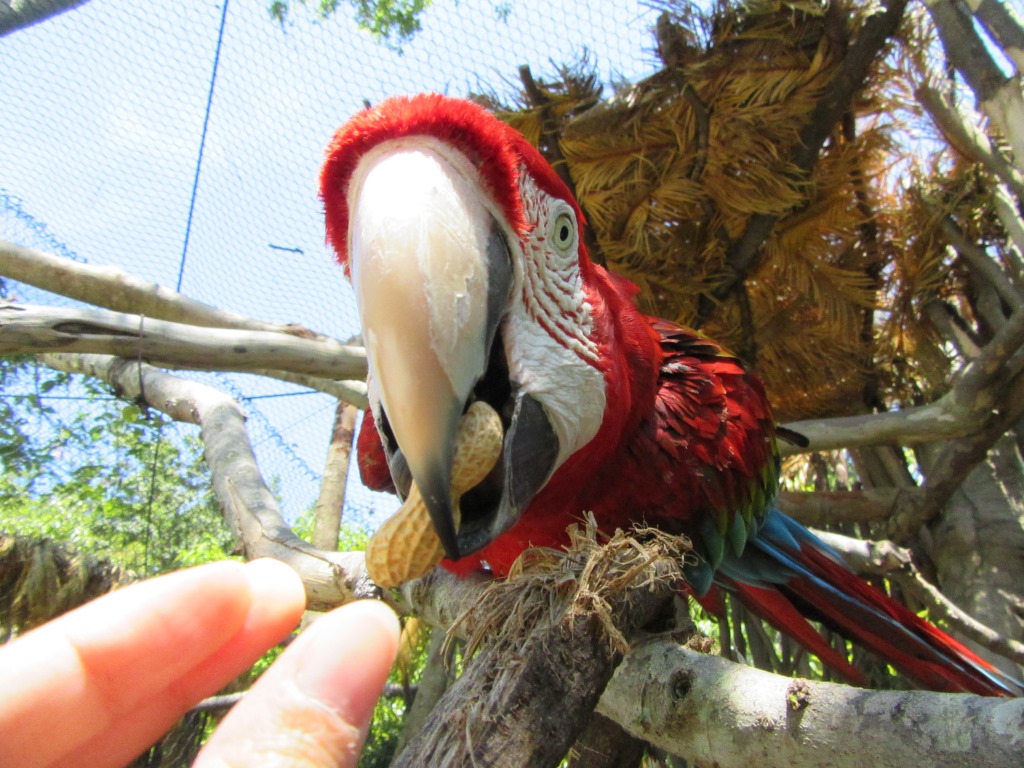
[421, 489, 462, 561]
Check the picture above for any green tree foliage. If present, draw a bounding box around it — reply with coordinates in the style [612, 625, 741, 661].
[360, 618, 431, 768]
[268, 0, 431, 49]
[0, 361, 234, 577]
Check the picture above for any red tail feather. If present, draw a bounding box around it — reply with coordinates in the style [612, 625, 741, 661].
[785, 545, 1017, 696]
[723, 581, 868, 686]
[717, 543, 1022, 696]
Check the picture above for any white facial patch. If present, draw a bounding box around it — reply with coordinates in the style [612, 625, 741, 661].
[505, 171, 606, 469]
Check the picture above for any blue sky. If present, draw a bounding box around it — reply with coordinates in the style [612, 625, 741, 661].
[1, 0, 661, 525]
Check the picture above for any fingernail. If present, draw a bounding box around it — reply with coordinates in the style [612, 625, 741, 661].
[295, 600, 400, 727]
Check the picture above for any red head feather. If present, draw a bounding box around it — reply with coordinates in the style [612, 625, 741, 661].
[321, 94, 588, 274]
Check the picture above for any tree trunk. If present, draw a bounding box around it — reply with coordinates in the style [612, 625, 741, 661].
[923, 431, 1024, 677]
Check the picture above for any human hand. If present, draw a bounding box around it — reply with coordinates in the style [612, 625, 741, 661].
[0, 558, 400, 768]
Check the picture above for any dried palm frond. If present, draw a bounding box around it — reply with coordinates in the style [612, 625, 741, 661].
[489, 0, 911, 420]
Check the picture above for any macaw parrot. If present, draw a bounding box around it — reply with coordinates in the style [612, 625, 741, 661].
[321, 93, 1022, 697]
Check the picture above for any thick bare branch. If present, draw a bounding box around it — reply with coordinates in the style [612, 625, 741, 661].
[777, 488, 920, 526]
[37, 352, 375, 610]
[993, 183, 1024, 269]
[0, 303, 367, 380]
[597, 640, 1024, 768]
[917, 85, 1024, 197]
[783, 307, 1024, 454]
[11, 239, 1019, 456]
[780, 399, 974, 454]
[926, 0, 1024, 168]
[0, 239, 331, 337]
[397, 546, 1023, 768]
[808, 528, 914, 576]
[392, 526, 689, 767]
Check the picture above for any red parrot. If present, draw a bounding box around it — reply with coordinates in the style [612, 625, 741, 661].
[321, 94, 1022, 697]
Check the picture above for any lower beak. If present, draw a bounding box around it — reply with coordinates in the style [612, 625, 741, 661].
[348, 144, 512, 559]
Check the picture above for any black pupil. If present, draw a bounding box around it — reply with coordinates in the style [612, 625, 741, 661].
[558, 223, 571, 242]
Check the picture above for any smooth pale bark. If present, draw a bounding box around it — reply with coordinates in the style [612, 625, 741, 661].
[597, 640, 1024, 768]
[0, 239, 321, 336]
[926, 0, 1024, 168]
[39, 352, 375, 610]
[393, 559, 1023, 768]
[0, 303, 367, 380]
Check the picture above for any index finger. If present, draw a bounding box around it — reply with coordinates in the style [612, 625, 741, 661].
[0, 559, 305, 768]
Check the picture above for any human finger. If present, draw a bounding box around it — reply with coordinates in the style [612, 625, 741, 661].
[0, 558, 305, 768]
[194, 599, 400, 768]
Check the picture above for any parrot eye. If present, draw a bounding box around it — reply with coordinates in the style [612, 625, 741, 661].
[551, 211, 576, 252]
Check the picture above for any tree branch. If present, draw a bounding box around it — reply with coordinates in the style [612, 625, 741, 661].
[0, 239, 330, 338]
[244, 370, 367, 408]
[388, 532, 1023, 767]
[567, 712, 646, 768]
[926, 0, 1024, 168]
[597, 640, 1024, 768]
[967, 0, 1024, 72]
[777, 488, 922, 527]
[939, 216, 1024, 314]
[782, 305, 1024, 455]
[11, 237, 1020, 457]
[993, 183, 1024, 273]
[0, 302, 367, 380]
[0, 0, 92, 37]
[806, 528, 914, 576]
[391, 525, 690, 767]
[887, 371, 1024, 538]
[916, 85, 1024, 198]
[780, 398, 979, 454]
[37, 352, 375, 610]
[804, 529, 1024, 668]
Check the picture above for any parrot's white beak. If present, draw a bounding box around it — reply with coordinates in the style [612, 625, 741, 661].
[347, 139, 514, 559]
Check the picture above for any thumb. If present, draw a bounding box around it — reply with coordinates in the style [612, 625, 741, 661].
[194, 600, 400, 768]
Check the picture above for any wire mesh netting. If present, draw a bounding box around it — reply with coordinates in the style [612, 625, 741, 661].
[1, 0, 663, 527]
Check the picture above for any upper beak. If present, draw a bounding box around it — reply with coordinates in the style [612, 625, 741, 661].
[347, 144, 512, 560]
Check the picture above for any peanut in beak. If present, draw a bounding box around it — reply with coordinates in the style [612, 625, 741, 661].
[365, 401, 504, 588]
